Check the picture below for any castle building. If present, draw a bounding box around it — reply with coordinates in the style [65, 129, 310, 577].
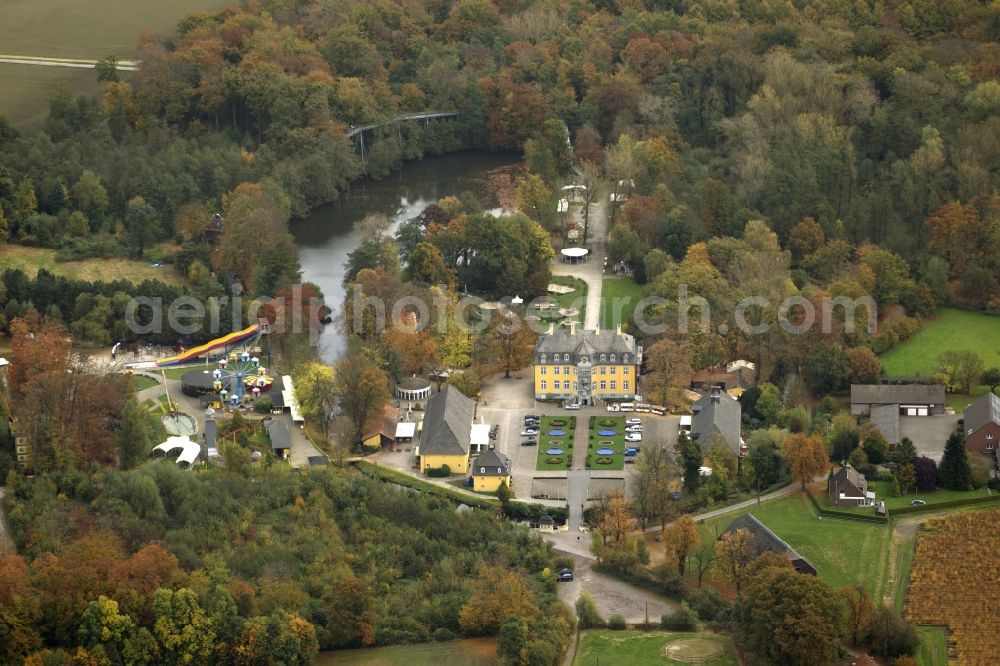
[532, 324, 641, 404]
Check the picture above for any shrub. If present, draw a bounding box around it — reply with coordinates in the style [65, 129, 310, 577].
[661, 603, 698, 631]
[426, 464, 451, 477]
[433, 627, 456, 642]
[685, 588, 731, 622]
[607, 614, 627, 630]
[254, 397, 272, 413]
[867, 605, 918, 658]
[575, 592, 604, 629]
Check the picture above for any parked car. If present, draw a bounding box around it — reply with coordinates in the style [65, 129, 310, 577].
[625, 448, 638, 456]
[625, 433, 642, 442]
[523, 419, 540, 426]
[606, 404, 620, 412]
[626, 418, 642, 425]
[556, 569, 573, 582]
[521, 440, 537, 447]
[521, 428, 539, 436]
[564, 403, 581, 410]
[625, 425, 643, 433]
[524, 414, 541, 421]
[911, 499, 927, 506]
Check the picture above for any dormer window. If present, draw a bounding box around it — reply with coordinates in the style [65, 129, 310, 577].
[609, 354, 616, 363]
[563, 353, 570, 362]
[540, 354, 547, 364]
[600, 354, 606, 362]
[623, 354, 629, 363]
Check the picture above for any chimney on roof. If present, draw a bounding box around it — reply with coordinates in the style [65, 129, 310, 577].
[711, 385, 721, 403]
[616, 323, 622, 335]
[570, 321, 576, 336]
[547, 323, 554, 335]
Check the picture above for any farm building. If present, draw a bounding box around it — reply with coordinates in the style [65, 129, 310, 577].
[719, 514, 817, 575]
[964, 392, 1000, 460]
[850, 384, 945, 417]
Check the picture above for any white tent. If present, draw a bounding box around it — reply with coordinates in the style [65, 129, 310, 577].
[152, 435, 201, 467]
[470, 423, 491, 453]
[395, 422, 416, 440]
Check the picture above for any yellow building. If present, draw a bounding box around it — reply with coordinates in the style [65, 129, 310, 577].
[417, 386, 474, 475]
[472, 450, 512, 493]
[533, 324, 642, 405]
[362, 404, 399, 449]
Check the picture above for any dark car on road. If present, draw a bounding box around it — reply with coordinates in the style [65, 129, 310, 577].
[556, 568, 573, 582]
[521, 439, 537, 447]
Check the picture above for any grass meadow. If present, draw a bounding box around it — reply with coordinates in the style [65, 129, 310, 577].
[600, 276, 644, 329]
[0, 245, 184, 286]
[573, 631, 738, 666]
[880, 308, 1000, 376]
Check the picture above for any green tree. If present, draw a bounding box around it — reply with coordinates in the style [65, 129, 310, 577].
[934, 350, 984, 394]
[79, 595, 135, 653]
[334, 354, 390, 450]
[803, 343, 852, 395]
[739, 566, 844, 664]
[896, 463, 916, 495]
[679, 431, 701, 493]
[755, 382, 781, 427]
[574, 592, 603, 630]
[117, 396, 156, 470]
[294, 361, 337, 438]
[151, 588, 215, 664]
[861, 428, 888, 465]
[123, 196, 160, 258]
[96, 55, 120, 83]
[890, 437, 918, 471]
[982, 367, 1000, 394]
[497, 617, 528, 664]
[866, 605, 918, 658]
[938, 431, 973, 490]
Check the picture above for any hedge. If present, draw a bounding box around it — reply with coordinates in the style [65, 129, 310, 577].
[888, 493, 1000, 516]
[805, 490, 888, 524]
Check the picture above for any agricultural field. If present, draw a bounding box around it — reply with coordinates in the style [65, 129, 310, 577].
[535, 415, 576, 471]
[586, 415, 630, 471]
[0, 246, 184, 286]
[697, 494, 892, 598]
[915, 627, 948, 666]
[880, 308, 1000, 376]
[0, 0, 230, 128]
[573, 631, 738, 666]
[600, 277, 644, 329]
[905, 510, 1000, 666]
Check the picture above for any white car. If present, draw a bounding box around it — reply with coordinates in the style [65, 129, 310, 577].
[564, 403, 581, 410]
[625, 425, 643, 433]
[606, 404, 620, 412]
[625, 418, 642, 425]
[625, 433, 642, 442]
[521, 428, 539, 436]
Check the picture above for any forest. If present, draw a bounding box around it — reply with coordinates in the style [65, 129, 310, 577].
[0, 464, 572, 664]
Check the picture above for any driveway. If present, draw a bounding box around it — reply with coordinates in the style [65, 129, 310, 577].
[899, 415, 959, 461]
[556, 554, 678, 624]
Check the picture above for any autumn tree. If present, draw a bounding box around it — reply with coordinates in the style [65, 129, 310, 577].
[459, 566, 539, 635]
[642, 337, 693, 408]
[841, 585, 874, 645]
[629, 443, 678, 531]
[934, 350, 984, 394]
[713, 527, 756, 597]
[219, 181, 297, 294]
[782, 433, 828, 490]
[333, 354, 389, 450]
[591, 489, 641, 570]
[487, 311, 537, 378]
[661, 516, 699, 576]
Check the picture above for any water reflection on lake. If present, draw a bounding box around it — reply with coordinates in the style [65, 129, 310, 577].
[292, 151, 520, 364]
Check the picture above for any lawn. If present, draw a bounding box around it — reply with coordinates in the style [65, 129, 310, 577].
[819, 480, 994, 514]
[534, 275, 586, 329]
[698, 494, 893, 598]
[586, 415, 629, 471]
[128, 374, 160, 391]
[0, 63, 99, 129]
[880, 308, 1000, 376]
[0, 245, 184, 286]
[915, 626, 948, 666]
[534, 415, 576, 471]
[573, 631, 738, 666]
[600, 277, 644, 329]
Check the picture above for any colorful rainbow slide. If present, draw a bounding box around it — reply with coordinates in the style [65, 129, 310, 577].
[155, 323, 261, 367]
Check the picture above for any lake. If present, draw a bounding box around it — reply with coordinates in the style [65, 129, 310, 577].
[291, 151, 521, 364]
[316, 637, 498, 665]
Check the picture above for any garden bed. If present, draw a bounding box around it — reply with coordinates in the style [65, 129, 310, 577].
[535, 415, 575, 470]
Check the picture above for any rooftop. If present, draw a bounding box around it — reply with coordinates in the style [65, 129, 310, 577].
[420, 386, 475, 456]
[691, 388, 742, 455]
[473, 450, 510, 476]
[266, 419, 291, 451]
[535, 327, 638, 360]
[721, 514, 810, 565]
[964, 391, 1000, 434]
[851, 384, 945, 405]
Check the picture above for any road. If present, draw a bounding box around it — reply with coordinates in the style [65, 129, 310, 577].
[0, 54, 138, 70]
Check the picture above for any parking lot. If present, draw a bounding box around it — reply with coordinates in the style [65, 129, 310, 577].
[898, 414, 960, 461]
[475, 374, 682, 500]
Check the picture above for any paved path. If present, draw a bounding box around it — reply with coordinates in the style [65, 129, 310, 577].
[0, 55, 138, 70]
[551, 188, 609, 331]
[643, 480, 810, 534]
